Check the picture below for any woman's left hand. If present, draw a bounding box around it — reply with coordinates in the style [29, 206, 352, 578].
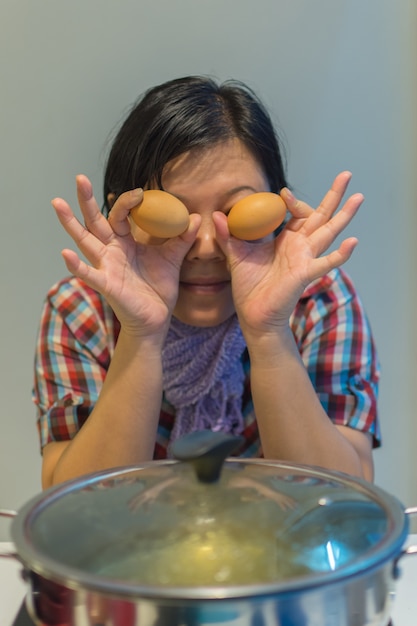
[213, 171, 363, 335]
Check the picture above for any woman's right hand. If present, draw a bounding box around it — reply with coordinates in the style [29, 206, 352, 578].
[52, 175, 200, 337]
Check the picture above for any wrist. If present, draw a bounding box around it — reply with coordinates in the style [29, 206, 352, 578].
[118, 322, 169, 354]
[243, 323, 298, 368]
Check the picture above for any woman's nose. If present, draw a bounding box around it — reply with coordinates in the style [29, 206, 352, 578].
[185, 215, 224, 261]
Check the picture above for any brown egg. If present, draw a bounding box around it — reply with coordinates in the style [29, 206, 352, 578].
[130, 190, 190, 238]
[228, 193, 287, 240]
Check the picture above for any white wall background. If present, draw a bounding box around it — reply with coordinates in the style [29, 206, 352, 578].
[0, 0, 416, 512]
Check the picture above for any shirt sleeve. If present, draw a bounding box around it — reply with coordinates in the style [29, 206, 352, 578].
[32, 277, 117, 451]
[290, 268, 381, 447]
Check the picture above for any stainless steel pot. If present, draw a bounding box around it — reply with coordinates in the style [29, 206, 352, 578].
[2, 431, 417, 626]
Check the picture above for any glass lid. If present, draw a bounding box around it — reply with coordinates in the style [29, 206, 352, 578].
[13, 431, 407, 597]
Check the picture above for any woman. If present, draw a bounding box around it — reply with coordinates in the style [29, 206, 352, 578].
[33, 76, 380, 489]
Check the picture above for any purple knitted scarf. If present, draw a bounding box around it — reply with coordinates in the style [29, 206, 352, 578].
[162, 314, 247, 454]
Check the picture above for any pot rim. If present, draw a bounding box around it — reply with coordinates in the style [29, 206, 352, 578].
[11, 459, 409, 600]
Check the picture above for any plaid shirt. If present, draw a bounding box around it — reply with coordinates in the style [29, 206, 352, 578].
[33, 267, 381, 457]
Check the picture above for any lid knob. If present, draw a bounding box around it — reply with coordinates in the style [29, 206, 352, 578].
[171, 430, 244, 483]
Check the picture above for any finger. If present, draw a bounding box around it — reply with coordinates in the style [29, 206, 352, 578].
[211, 211, 254, 259]
[52, 197, 108, 265]
[281, 171, 354, 233]
[180, 212, 202, 241]
[279, 188, 313, 220]
[61, 248, 106, 292]
[108, 187, 144, 237]
[76, 175, 141, 240]
[308, 192, 364, 255]
[75, 175, 116, 242]
[302, 171, 354, 235]
[308, 237, 359, 282]
[316, 170, 353, 217]
[212, 211, 230, 240]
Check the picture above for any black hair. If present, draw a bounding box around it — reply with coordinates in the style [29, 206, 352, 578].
[102, 75, 288, 216]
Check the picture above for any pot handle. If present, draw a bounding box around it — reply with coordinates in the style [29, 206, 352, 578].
[403, 506, 417, 554]
[0, 509, 17, 518]
[405, 506, 417, 534]
[393, 506, 417, 573]
[405, 506, 417, 516]
[0, 509, 19, 559]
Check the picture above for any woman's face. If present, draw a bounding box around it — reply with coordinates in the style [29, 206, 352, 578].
[135, 138, 270, 327]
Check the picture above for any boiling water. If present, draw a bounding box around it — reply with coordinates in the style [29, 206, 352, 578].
[95, 527, 311, 587]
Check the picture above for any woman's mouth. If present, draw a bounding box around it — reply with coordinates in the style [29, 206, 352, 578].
[179, 279, 230, 295]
